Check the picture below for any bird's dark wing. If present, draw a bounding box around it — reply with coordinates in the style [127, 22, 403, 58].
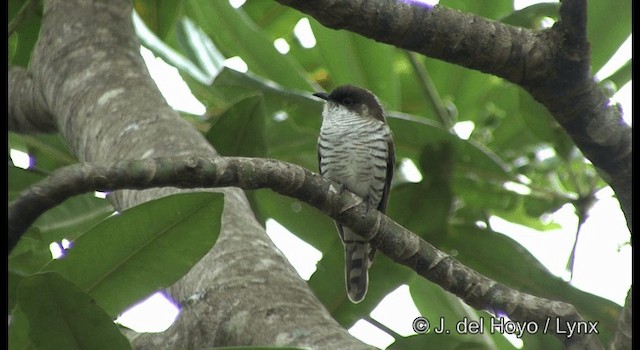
[377, 137, 395, 214]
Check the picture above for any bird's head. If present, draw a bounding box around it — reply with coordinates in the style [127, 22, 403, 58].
[313, 85, 385, 123]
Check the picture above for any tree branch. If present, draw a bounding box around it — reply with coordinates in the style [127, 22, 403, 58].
[9, 66, 58, 134]
[611, 288, 632, 350]
[9, 156, 605, 349]
[275, 0, 632, 235]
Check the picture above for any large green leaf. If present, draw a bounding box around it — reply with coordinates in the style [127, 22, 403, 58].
[310, 19, 401, 109]
[8, 166, 45, 202]
[16, 272, 131, 350]
[20, 134, 78, 172]
[9, 0, 42, 67]
[184, 0, 314, 91]
[133, 0, 183, 40]
[206, 93, 268, 158]
[8, 305, 30, 350]
[243, 0, 303, 40]
[500, 3, 560, 29]
[406, 278, 519, 350]
[8, 229, 52, 313]
[43, 192, 224, 317]
[600, 60, 631, 92]
[587, 0, 631, 72]
[8, 191, 114, 310]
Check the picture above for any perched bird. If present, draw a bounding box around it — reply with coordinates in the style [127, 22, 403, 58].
[313, 85, 395, 303]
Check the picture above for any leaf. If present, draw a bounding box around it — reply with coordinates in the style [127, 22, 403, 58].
[405, 278, 519, 349]
[518, 90, 573, 157]
[499, 3, 560, 28]
[184, 0, 314, 91]
[599, 59, 631, 91]
[310, 20, 401, 109]
[8, 305, 30, 350]
[133, 0, 183, 40]
[33, 193, 115, 242]
[587, 0, 631, 72]
[9, 230, 53, 311]
[43, 192, 224, 317]
[17, 272, 131, 350]
[21, 134, 78, 171]
[206, 93, 268, 158]
[243, 0, 304, 39]
[8, 166, 45, 201]
[9, 0, 42, 67]
[173, 17, 227, 79]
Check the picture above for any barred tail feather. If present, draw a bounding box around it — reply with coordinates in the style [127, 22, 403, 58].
[343, 228, 375, 303]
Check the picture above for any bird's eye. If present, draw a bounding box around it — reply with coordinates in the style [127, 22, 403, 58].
[343, 97, 353, 106]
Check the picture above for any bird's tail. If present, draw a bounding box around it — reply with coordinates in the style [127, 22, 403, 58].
[343, 228, 375, 303]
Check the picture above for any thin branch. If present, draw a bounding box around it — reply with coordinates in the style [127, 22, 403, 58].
[405, 51, 452, 129]
[8, 156, 605, 349]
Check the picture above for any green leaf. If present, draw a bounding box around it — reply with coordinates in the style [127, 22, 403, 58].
[599, 60, 631, 91]
[133, 0, 183, 40]
[310, 20, 401, 109]
[173, 17, 227, 79]
[17, 272, 131, 350]
[9, 0, 42, 67]
[491, 200, 561, 232]
[408, 279, 518, 349]
[587, 0, 631, 72]
[9, 230, 53, 311]
[184, 0, 314, 91]
[252, 191, 336, 253]
[518, 90, 572, 156]
[206, 93, 268, 157]
[34, 193, 115, 242]
[499, 3, 560, 28]
[8, 305, 30, 350]
[43, 192, 224, 317]
[243, 1, 304, 39]
[21, 134, 78, 172]
[389, 181, 453, 239]
[8, 193, 113, 311]
[8, 166, 45, 202]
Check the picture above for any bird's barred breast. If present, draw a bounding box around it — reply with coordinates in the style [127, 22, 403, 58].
[318, 120, 390, 206]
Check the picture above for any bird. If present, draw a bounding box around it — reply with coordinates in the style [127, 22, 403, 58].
[313, 85, 395, 303]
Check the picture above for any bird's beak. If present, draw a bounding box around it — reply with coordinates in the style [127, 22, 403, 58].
[313, 92, 329, 100]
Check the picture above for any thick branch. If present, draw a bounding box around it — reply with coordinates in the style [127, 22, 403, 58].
[8, 66, 58, 134]
[611, 288, 632, 350]
[275, 0, 632, 235]
[9, 156, 605, 349]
